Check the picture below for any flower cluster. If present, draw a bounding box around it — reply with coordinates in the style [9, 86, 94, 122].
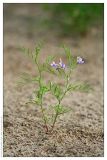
[51, 57, 84, 69]
[51, 58, 66, 69]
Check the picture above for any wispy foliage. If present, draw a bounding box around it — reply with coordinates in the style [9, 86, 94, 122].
[19, 43, 92, 133]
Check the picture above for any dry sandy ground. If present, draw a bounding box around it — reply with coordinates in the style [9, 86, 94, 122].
[3, 4, 104, 157]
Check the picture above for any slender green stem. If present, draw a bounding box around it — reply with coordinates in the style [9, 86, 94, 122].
[60, 75, 69, 101]
[35, 59, 49, 132]
[51, 112, 58, 131]
[40, 101, 48, 132]
[51, 100, 60, 132]
[51, 73, 71, 132]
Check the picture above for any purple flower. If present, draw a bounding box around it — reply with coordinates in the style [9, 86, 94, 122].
[59, 58, 66, 69]
[51, 59, 66, 70]
[77, 56, 84, 64]
[51, 61, 58, 68]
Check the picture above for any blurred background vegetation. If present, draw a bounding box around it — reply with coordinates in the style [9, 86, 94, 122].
[43, 3, 104, 36]
[4, 3, 104, 40]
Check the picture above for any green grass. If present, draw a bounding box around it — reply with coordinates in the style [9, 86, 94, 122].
[43, 3, 104, 36]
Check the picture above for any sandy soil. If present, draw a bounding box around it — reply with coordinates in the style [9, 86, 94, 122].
[3, 4, 104, 157]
